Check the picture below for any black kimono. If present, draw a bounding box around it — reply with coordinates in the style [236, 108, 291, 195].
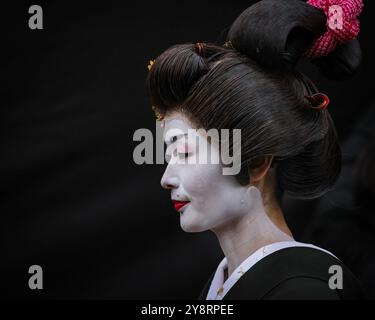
[198, 246, 364, 300]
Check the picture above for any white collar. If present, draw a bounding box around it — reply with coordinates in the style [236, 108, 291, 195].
[206, 240, 336, 300]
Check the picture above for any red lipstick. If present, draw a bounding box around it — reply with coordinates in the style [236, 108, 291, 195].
[172, 200, 190, 212]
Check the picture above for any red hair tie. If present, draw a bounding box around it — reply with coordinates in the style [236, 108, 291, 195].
[305, 0, 364, 59]
[305, 93, 330, 111]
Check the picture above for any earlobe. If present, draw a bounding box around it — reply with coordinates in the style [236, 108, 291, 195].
[248, 155, 274, 183]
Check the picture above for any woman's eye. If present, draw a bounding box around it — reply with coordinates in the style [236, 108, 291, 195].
[178, 151, 190, 159]
[176, 144, 192, 158]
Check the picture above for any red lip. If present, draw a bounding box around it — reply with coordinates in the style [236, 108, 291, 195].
[172, 200, 190, 212]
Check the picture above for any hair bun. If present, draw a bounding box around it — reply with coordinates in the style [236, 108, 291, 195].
[227, 0, 326, 70]
[313, 38, 362, 80]
[226, 0, 362, 78]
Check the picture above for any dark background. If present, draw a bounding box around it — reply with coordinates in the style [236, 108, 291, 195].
[1, 0, 374, 299]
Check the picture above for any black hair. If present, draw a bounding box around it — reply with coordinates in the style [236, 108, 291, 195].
[146, 0, 362, 200]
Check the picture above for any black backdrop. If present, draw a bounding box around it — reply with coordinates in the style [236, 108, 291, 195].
[1, 0, 374, 299]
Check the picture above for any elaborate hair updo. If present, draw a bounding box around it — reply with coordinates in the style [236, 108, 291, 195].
[146, 0, 362, 200]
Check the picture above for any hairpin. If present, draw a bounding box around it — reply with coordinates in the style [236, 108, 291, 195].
[223, 40, 234, 49]
[195, 42, 205, 56]
[151, 105, 164, 121]
[147, 59, 155, 71]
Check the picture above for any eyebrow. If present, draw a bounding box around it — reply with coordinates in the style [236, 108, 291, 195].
[164, 133, 188, 145]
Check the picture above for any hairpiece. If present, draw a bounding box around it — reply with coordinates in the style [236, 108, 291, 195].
[305, 0, 363, 58]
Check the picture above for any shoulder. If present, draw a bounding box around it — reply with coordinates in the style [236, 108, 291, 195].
[224, 247, 365, 300]
[263, 276, 341, 300]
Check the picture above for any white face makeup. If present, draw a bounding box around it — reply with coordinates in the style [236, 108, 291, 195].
[160, 112, 262, 233]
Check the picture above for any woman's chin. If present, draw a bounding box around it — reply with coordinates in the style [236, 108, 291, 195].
[180, 217, 208, 233]
[180, 221, 204, 233]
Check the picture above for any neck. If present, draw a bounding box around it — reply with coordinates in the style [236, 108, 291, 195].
[211, 193, 293, 279]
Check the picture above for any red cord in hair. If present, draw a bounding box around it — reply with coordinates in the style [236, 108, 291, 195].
[305, 93, 330, 111]
[305, 0, 363, 59]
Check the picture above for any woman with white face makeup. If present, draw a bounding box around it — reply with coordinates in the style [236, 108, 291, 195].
[146, 0, 364, 300]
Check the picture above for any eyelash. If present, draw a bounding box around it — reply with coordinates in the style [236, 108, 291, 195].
[178, 151, 190, 158]
[176, 143, 191, 157]
[165, 138, 193, 160]
[172, 149, 190, 158]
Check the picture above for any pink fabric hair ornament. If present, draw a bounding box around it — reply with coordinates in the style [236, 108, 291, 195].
[304, 0, 364, 59]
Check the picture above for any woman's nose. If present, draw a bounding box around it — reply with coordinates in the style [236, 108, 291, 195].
[160, 166, 179, 190]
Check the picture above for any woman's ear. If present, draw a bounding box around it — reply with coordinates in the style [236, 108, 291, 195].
[248, 155, 274, 184]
